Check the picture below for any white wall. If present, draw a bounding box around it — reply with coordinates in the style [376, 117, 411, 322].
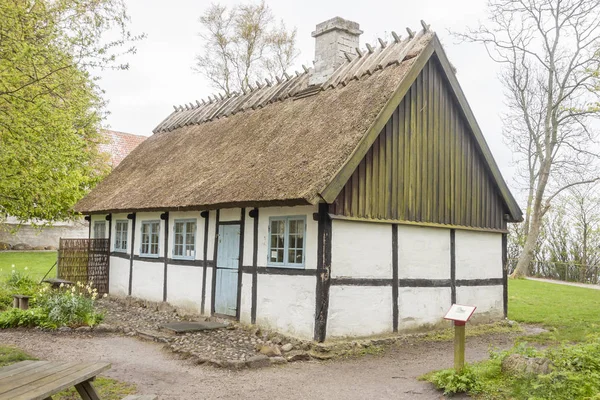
[240, 272, 253, 324]
[220, 208, 242, 222]
[131, 260, 163, 301]
[398, 225, 450, 279]
[242, 208, 254, 268]
[109, 256, 130, 296]
[257, 205, 318, 269]
[456, 285, 503, 318]
[455, 231, 502, 280]
[166, 264, 203, 312]
[328, 286, 393, 337]
[134, 212, 164, 257]
[205, 267, 213, 315]
[256, 274, 315, 339]
[331, 220, 392, 278]
[207, 210, 217, 260]
[398, 287, 451, 329]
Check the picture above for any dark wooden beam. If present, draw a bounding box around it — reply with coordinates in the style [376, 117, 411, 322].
[127, 213, 136, 296]
[106, 214, 112, 293]
[161, 212, 169, 302]
[211, 210, 220, 315]
[392, 224, 399, 332]
[314, 203, 332, 342]
[450, 229, 456, 304]
[201, 210, 210, 315]
[250, 208, 259, 324]
[502, 233, 508, 318]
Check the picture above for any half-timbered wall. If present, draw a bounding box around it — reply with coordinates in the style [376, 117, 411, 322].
[330, 58, 507, 230]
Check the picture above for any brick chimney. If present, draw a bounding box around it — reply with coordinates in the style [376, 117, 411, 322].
[309, 17, 363, 85]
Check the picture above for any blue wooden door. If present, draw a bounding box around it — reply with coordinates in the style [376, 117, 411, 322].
[215, 224, 240, 316]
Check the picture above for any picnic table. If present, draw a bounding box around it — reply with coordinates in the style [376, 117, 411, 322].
[0, 360, 111, 400]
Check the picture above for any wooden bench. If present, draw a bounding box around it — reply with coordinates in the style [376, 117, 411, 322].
[0, 360, 110, 400]
[12, 295, 30, 310]
[42, 278, 74, 290]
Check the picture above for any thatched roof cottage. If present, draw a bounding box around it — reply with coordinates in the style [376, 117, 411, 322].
[75, 17, 522, 341]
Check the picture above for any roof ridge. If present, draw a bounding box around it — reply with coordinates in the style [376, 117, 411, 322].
[153, 21, 434, 134]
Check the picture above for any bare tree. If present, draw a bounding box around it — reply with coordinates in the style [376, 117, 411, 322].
[457, 0, 600, 277]
[194, 1, 299, 95]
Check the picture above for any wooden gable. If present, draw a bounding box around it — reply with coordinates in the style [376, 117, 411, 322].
[329, 57, 508, 231]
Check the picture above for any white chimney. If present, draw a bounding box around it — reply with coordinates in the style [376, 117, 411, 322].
[309, 17, 363, 86]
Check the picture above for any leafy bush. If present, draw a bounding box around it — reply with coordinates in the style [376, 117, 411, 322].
[428, 365, 481, 395]
[34, 282, 104, 328]
[0, 265, 38, 310]
[425, 339, 600, 399]
[0, 308, 53, 329]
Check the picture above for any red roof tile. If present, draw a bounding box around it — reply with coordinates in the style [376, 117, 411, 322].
[99, 130, 147, 167]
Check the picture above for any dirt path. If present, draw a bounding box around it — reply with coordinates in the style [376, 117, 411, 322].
[527, 277, 600, 291]
[0, 330, 522, 399]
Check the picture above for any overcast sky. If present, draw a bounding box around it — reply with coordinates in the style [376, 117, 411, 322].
[100, 0, 521, 196]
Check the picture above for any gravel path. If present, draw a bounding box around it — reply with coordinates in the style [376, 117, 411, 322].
[0, 329, 521, 399]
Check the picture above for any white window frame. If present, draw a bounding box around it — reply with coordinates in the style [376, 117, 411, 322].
[93, 221, 106, 239]
[114, 220, 128, 252]
[267, 216, 306, 269]
[172, 219, 197, 260]
[140, 220, 160, 258]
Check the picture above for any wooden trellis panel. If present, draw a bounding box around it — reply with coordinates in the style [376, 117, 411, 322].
[57, 239, 109, 294]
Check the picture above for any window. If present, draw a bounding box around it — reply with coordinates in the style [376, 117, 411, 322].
[93, 221, 106, 239]
[114, 220, 128, 252]
[140, 221, 160, 257]
[268, 216, 305, 267]
[173, 219, 196, 259]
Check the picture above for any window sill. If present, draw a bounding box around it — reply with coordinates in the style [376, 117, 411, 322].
[171, 256, 196, 261]
[266, 264, 305, 270]
[139, 254, 160, 259]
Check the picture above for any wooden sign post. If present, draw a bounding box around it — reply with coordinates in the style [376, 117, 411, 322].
[444, 304, 476, 372]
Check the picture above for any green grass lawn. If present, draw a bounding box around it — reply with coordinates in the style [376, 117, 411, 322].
[0, 251, 57, 281]
[0, 345, 135, 399]
[509, 278, 600, 343]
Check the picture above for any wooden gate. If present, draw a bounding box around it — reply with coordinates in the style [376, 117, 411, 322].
[57, 238, 109, 294]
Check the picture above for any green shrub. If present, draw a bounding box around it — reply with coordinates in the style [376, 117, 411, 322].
[34, 282, 104, 328]
[0, 308, 53, 329]
[428, 365, 481, 395]
[0, 266, 38, 310]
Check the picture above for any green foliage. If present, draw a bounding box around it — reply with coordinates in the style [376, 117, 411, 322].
[509, 279, 600, 343]
[0, 265, 39, 310]
[0, 0, 142, 223]
[428, 365, 482, 395]
[33, 282, 104, 328]
[0, 307, 53, 329]
[425, 339, 600, 399]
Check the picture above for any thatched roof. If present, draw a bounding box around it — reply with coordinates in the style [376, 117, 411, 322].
[74, 24, 521, 222]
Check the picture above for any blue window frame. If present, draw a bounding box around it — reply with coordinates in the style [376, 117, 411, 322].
[114, 220, 128, 252]
[173, 219, 197, 259]
[140, 220, 160, 257]
[267, 216, 306, 268]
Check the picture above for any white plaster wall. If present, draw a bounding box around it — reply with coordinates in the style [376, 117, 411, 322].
[206, 210, 217, 260]
[134, 212, 164, 257]
[242, 208, 254, 267]
[456, 285, 503, 318]
[108, 256, 129, 296]
[328, 286, 393, 337]
[131, 260, 163, 302]
[110, 213, 131, 254]
[220, 208, 242, 222]
[455, 231, 503, 280]
[256, 274, 315, 339]
[398, 225, 450, 279]
[166, 264, 203, 312]
[168, 211, 204, 260]
[398, 287, 451, 329]
[240, 272, 253, 324]
[90, 215, 107, 239]
[204, 268, 213, 315]
[257, 206, 318, 269]
[331, 220, 392, 278]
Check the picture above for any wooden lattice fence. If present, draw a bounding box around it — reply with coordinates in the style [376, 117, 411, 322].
[57, 238, 109, 294]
